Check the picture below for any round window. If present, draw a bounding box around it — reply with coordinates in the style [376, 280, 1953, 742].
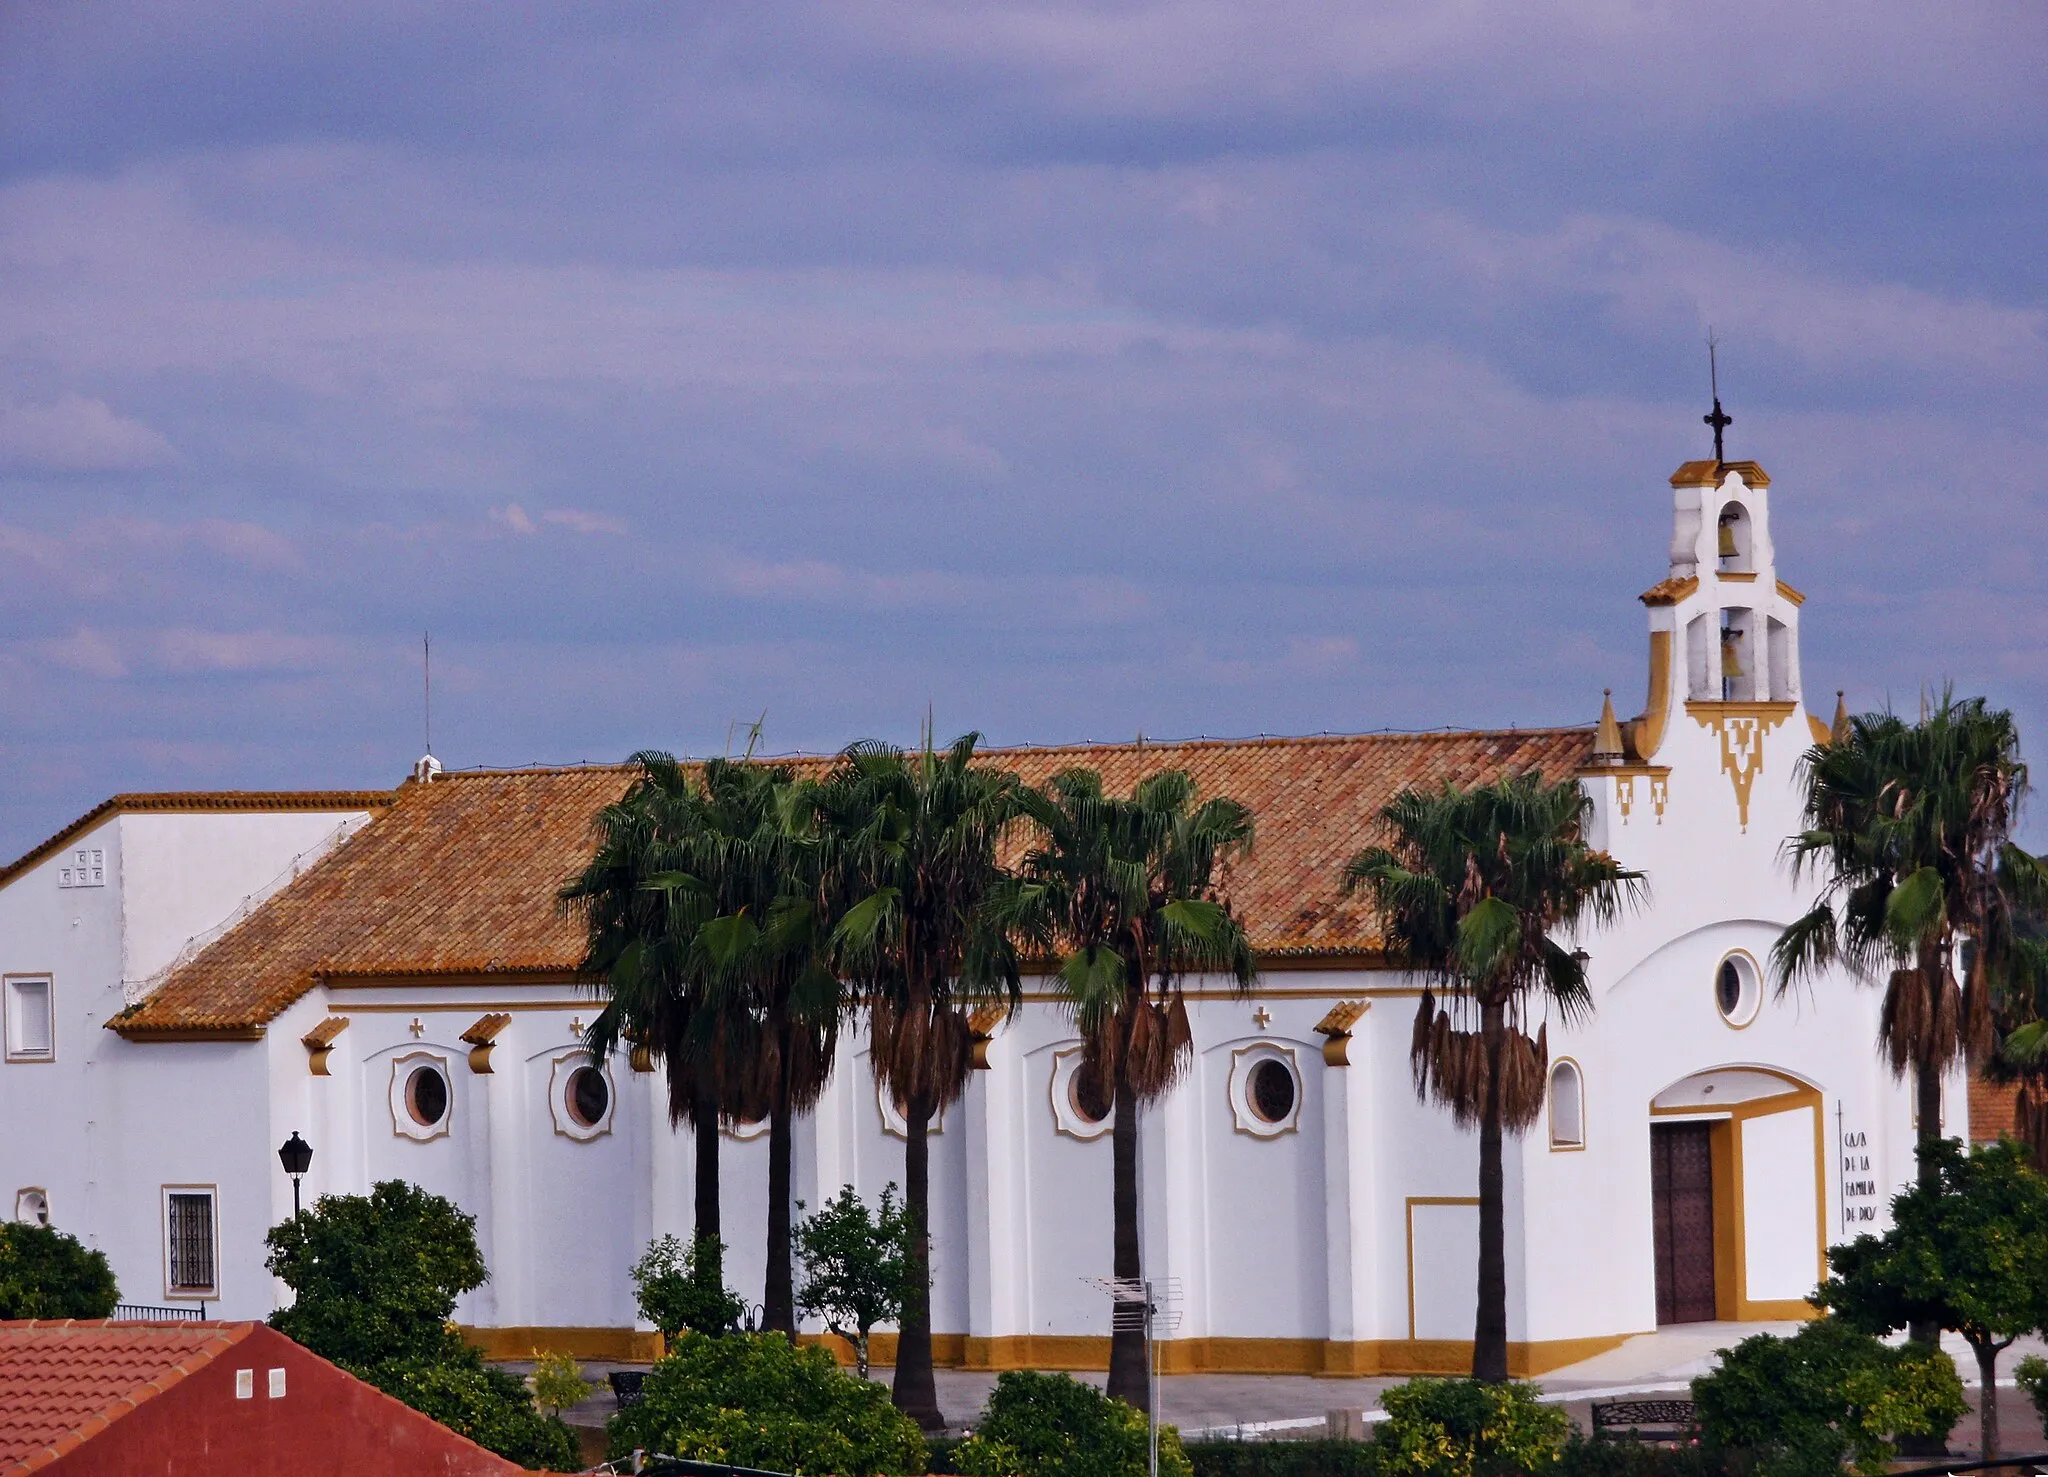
[1716, 953, 1761, 1027]
[1068, 1065, 1112, 1126]
[405, 1064, 449, 1127]
[1248, 1058, 1297, 1124]
[567, 1065, 610, 1128]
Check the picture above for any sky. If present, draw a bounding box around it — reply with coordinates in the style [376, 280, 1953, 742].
[2, 2, 2045, 861]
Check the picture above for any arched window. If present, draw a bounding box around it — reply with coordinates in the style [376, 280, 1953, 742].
[1549, 1060, 1585, 1149]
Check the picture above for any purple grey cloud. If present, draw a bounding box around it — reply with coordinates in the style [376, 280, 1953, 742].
[1, 1, 2045, 854]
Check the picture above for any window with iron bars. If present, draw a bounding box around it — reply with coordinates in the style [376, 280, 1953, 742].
[165, 1191, 216, 1293]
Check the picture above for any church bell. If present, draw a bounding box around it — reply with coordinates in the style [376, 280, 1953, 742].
[1720, 628, 1746, 678]
[1717, 515, 1740, 560]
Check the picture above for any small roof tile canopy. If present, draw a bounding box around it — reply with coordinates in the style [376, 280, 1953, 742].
[109, 729, 1595, 1039]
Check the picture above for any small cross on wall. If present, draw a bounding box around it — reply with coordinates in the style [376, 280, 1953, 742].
[1251, 1005, 1273, 1030]
[408, 1017, 425, 1038]
[569, 1017, 585, 1039]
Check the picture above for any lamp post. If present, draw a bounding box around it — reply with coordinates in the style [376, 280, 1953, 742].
[277, 1131, 313, 1219]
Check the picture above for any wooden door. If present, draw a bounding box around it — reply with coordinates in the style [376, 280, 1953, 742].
[1651, 1122, 1717, 1324]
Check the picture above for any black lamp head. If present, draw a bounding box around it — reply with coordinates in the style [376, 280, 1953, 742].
[278, 1130, 313, 1177]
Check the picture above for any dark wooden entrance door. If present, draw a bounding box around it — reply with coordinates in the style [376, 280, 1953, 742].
[1651, 1122, 1717, 1324]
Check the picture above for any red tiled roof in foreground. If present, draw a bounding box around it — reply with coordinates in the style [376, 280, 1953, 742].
[1970, 1071, 2019, 1144]
[0, 1320, 525, 1476]
[113, 728, 1595, 1037]
[0, 1320, 251, 1471]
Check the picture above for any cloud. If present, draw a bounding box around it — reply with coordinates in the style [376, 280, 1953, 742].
[541, 508, 627, 535]
[0, 396, 177, 472]
[33, 628, 128, 679]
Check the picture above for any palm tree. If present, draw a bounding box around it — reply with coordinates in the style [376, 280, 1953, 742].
[1344, 772, 1643, 1383]
[1774, 695, 2047, 1294]
[994, 767, 1255, 1412]
[564, 753, 745, 1245]
[684, 758, 842, 1335]
[565, 754, 841, 1333]
[813, 733, 1024, 1430]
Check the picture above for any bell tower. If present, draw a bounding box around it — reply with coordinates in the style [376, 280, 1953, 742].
[1589, 418, 1826, 831]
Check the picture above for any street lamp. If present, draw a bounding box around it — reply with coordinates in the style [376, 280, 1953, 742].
[278, 1131, 313, 1219]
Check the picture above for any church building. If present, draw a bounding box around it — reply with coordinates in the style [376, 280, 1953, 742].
[0, 447, 1955, 1375]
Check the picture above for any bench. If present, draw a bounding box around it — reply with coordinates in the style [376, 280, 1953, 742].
[1589, 1399, 1696, 1443]
[610, 1370, 647, 1408]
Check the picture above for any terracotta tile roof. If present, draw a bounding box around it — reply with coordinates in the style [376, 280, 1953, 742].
[0, 792, 394, 888]
[113, 730, 1593, 1036]
[113, 766, 637, 1036]
[1969, 1070, 2019, 1145]
[1639, 575, 1698, 607]
[0, 1319, 254, 1471]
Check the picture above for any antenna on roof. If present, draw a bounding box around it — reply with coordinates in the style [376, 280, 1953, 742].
[413, 632, 441, 784]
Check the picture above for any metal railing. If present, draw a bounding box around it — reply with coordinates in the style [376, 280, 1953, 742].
[112, 1302, 208, 1322]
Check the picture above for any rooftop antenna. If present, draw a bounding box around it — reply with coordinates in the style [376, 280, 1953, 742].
[413, 632, 441, 783]
[1704, 330, 1733, 464]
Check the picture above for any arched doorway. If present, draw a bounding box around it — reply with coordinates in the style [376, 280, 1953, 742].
[1648, 1067, 1826, 1325]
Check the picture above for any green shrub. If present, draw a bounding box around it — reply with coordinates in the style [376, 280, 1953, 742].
[264, 1179, 576, 1470]
[609, 1330, 926, 1476]
[1372, 1378, 1568, 1477]
[373, 1347, 580, 1471]
[1691, 1318, 1965, 1477]
[2014, 1354, 2048, 1424]
[531, 1350, 593, 1418]
[955, 1371, 1190, 1477]
[1555, 1437, 1733, 1477]
[1185, 1439, 1383, 1477]
[631, 1232, 746, 1340]
[0, 1222, 118, 1319]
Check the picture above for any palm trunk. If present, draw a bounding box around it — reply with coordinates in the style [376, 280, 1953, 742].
[1473, 1000, 1510, 1384]
[693, 1081, 721, 1243]
[1909, 1015, 1944, 1352]
[764, 1025, 796, 1336]
[1896, 966, 1953, 1458]
[1106, 1072, 1149, 1413]
[892, 1087, 945, 1430]
[1974, 1340, 2002, 1463]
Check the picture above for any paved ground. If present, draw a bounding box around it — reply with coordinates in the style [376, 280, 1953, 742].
[518, 1324, 2048, 1453]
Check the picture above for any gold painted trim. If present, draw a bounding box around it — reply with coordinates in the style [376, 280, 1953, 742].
[1686, 702, 1796, 829]
[1718, 571, 1758, 583]
[318, 1000, 592, 1013]
[1776, 579, 1806, 607]
[1405, 1196, 1481, 1341]
[459, 1325, 665, 1362]
[804, 1332, 1633, 1378]
[1656, 1072, 1826, 1323]
[1632, 631, 1673, 761]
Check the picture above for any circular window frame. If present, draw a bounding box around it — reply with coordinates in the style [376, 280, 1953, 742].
[1226, 1042, 1302, 1139]
[1048, 1044, 1113, 1141]
[546, 1052, 616, 1141]
[722, 1111, 768, 1142]
[1715, 950, 1763, 1029]
[388, 1051, 453, 1142]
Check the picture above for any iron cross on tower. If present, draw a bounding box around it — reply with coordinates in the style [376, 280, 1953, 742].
[1704, 334, 1732, 462]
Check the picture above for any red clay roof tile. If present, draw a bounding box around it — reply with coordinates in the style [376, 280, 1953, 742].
[0, 1319, 254, 1471]
[112, 730, 1594, 1036]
